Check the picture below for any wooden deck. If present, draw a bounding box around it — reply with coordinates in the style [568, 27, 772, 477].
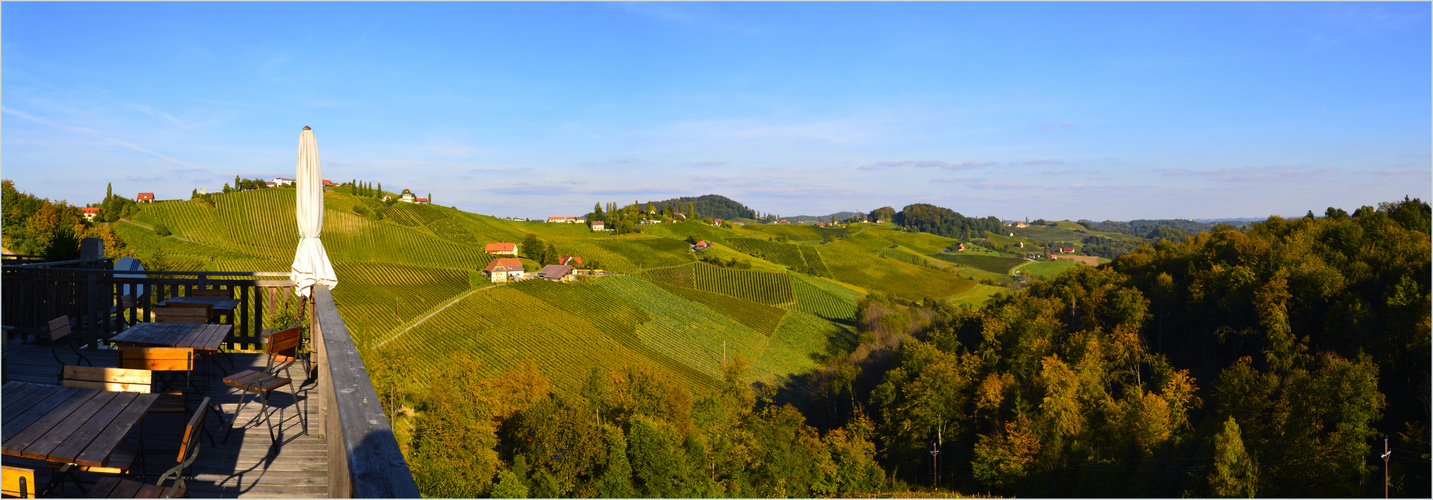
[2, 343, 327, 498]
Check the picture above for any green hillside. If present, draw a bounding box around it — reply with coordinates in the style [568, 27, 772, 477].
[111, 189, 1035, 396]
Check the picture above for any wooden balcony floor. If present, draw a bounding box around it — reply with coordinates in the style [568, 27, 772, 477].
[2, 343, 327, 498]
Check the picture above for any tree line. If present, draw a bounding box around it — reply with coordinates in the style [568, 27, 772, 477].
[2, 180, 137, 260]
[790, 198, 1429, 497]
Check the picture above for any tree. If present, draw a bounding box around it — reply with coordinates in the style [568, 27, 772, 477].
[521, 233, 542, 261]
[1208, 417, 1257, 497]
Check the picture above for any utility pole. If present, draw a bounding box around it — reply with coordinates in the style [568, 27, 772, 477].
[1382, 435, 1391, 498]
[930, 439, 940, 490]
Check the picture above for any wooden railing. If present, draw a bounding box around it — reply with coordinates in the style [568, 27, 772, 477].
[2, 261, 298, 349]
[311, 285, 420, 497]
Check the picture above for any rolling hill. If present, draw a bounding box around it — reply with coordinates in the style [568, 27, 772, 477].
[110, 189, 1133, 395]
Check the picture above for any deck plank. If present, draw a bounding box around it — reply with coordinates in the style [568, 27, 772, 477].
[1, 343, 327, 498]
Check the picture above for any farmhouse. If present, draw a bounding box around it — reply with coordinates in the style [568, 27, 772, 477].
[1060, 247, 1076, 254]
[322, 179, 337, 187]
[416, 197, 430, 205]
[483, 258, 526, 283]
[547, 216, 568, 223]
[590, 221, 606, 231]
[484, 242, 517, 255]
[271, 177, 295, 187]
[137, 192, 155, 203]
[957, 242, 966, 251]
[713, 218, 723, 226]
[537, 264, 576, 282]
[692, 240, 711, 252]
[81, 207, 101, 220]
[559, 255, 583, 267]
[399, 192, 416, 203]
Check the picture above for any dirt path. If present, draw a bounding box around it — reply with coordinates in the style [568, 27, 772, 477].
[1008, 258, 1036, 276]
[372, 283, 503, 349]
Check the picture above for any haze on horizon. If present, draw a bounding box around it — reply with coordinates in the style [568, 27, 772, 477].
[3, 2, 1429, 222]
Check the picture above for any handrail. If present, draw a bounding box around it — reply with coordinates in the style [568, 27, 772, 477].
[311, 285, 420, 497]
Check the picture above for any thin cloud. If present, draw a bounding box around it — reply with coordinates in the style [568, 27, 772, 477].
[859, 160, 991, 171]
[1021, 159, 1065, 167]
[568, 179, 588, 185]
[1159, 165, 1335, 182]
[1045, 169, 1070, 175]
[1397, 152, 1431, 158]
[469, 166, 536, 175]
[2, 106, 201, 168]
[932, 177, 985, 184]
[611, 157, 639, 164]
[583, 184, 678, 196]
[971, 181, 1035, 190]
[1372, 168, 1431, 175]
[483, 183, 576, 196]
[690, 160, 726, 167]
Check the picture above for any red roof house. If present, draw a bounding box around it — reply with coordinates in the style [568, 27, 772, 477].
[560, 255, 583, 267]
[137, 192, 155, 203]
[483, 258, 526, 282]
[81, 207, 101, 220]
[484, 242, 517, 255]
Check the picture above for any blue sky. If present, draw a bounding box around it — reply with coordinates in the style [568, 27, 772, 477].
[4, 2, 1429, 221]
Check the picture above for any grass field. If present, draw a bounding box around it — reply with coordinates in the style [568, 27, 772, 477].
[820, 240, 975, 300]
[927, 253, 1027, 274]
[1019, 259, 1083, 279]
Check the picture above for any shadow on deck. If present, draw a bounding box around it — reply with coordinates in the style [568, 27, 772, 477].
[3, 344, 327, 498]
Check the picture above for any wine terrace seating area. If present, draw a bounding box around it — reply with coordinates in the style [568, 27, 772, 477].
[2, 256, 417, 498]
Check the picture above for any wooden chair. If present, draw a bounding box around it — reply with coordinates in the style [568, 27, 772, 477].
[87, 397, 210, 499]
[153, 306, 210, 324]
[48, 316, 92, 374]
[222, 326, 306, 442]
[1, 466, 34, 498]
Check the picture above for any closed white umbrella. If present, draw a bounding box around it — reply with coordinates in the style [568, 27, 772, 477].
[289, 126, 338, 297]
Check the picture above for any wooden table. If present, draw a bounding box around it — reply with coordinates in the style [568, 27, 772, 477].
[2, 381, 157, 468]
[110, 323, 231, 352]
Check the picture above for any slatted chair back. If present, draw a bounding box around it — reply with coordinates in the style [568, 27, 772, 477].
[189, 288, 230, 299]
[61, 365, 152, 393]
[1, 465, 34, 498]
[154, 305, 210, 324]
[48, 315, 73, 344]
[46, 315, 91, 368]
[176, 396, 209, 464]
[265, 326, 302, 371]
[118, 347, 193, 373]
